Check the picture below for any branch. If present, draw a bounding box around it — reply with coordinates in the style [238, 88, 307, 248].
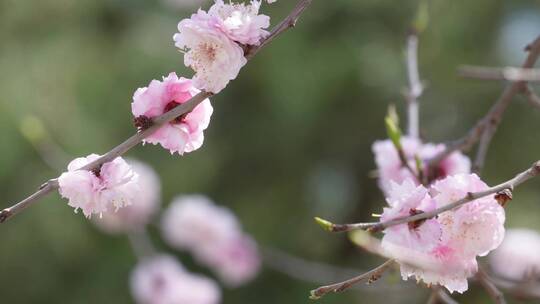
[523, 85, 540, 110]
[0, 0, 315, 223]
[458, 66, 540, 82]
[405, 31, 423, 138]
[426, 35, 540, 169]
[127, 228, 157, 260]
[476, 267, 507, 304]
[309, 259, 395, 300]
[427, 287, 460, 304]
[262, 247, 366, 284]
[436, 289, 460, 304]
[321, 160, 540, 233]
[245, 0, 313, 60]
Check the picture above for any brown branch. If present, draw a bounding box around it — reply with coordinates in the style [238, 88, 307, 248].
[309, 259, 395, 300]
[245, 0, 313, 60]
[0, 0, 315, 223]
[323, 160, 540, 233]
[458, 66, 540, 82]
[426, 35, 540, 169]
[476, 267, 507, 304]
[405, 32, 423, 138]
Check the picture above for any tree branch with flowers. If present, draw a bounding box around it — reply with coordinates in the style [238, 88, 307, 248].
[310, 6, 540, 302]
[3, 1, 540, 303]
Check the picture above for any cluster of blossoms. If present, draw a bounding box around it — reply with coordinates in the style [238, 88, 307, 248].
[56, 2, 268, 302]
[161, 195, 260, 286]
[131, 254, 221, 304]
[379, 174, 505, 293]
[89, 162, 260, 302]
[61, 0, 276, 216]
[132, 0, 275, 156]
[371, 134, 509, 293]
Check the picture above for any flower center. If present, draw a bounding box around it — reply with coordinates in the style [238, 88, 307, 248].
[164, 101, 187, 124]
[408, 208, 427, 230]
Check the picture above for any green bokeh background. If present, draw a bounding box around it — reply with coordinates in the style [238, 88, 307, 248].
[0, 0, 539, 303]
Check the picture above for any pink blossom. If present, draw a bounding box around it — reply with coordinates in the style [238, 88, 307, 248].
[372, 136, 471, 195]
[489, 228, 540, 281]
[426, 173, 504, 293]
[94, 160, 161, 233]
[130, 255, 221, 304]
[161, 194, 260, 286]
[208, 0, 270, 46]
[381, 179, 441, 253]
[433, 174, 505, 258]
[58, 154, 139, 218]
[380, 174, 505, 293]
[132, 73, 213, 155]
[174, 9, 247, 93]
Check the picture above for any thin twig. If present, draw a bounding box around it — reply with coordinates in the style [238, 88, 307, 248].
[458, 66, 540, 82]
[476, 267, 507, 304]
[323, 160, 540, 233]
[426, 289, 440, 304]
[309, 259, 395, 300]
[245, 0, 313, 60]
[0, 0, 315, 223]
[437, 289, 460, 304]
[127, 227, 157, 260]
[490, 275, 540, 299]
[426, 286, 460, 304]
[426, 35, 540, 169]
[405, 31, 423, 138]
[523, 85, 540, 110]
[263, 247, 363, 284]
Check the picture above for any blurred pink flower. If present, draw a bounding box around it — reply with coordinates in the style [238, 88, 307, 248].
[489, 228, 540, 281]
[130, 255, 220, 304]
[132, 73, 213, 155]
[208, 0, 270, 46]
[174, 8, 247, 93]
[372, 136, 471, 195]
[161, 194, 260, 286]
[94, 160, 161, 233]
[58, 154, 139, 218]
[210, 235, 261, 287]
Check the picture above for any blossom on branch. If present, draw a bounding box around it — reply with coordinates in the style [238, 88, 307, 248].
[94, 160, 161, 233]
[372, 136, 471, 195]
[58, 154, 139, 218]
[174, 8, 247, 93]
[130, 255, 221, 304]
[132, 73, 213, 155]
[208, 0, 270, 46]
[161, 194, 260, 286]
[380, 174, 505, 293]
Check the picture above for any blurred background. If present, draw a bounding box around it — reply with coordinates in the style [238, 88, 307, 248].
[1, 0, 540, 303]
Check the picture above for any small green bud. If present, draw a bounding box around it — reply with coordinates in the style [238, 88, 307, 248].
[19, 115, 46, 144]
[314, 217, 334, 232]
[412, 1, 429, 34]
